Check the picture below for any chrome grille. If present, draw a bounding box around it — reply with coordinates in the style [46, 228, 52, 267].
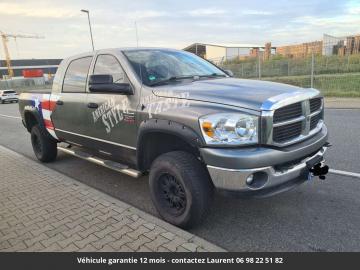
[310, 98, 322, 113]
[273, 102, 302, 123]
[310, 113, 322, 130]
[263, 97, 324, 146]
[273, 121, 302, 143]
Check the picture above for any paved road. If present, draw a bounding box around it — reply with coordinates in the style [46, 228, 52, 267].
[0, 145, 222, 252]
[1, 103, 360, 251]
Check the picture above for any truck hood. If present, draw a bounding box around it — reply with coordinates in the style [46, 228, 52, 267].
[152, 78, 311, 111]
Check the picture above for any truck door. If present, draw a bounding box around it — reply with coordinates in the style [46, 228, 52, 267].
[51, 56, 93, 145]
[84, 54, 138, 163]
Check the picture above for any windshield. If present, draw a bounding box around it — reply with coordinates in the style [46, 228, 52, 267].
[123, 49, 226, 86]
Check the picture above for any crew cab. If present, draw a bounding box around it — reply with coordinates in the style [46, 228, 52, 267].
[19, 48, 330, 228]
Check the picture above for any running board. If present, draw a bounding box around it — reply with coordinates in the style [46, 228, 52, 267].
[57, 146, 142, 178]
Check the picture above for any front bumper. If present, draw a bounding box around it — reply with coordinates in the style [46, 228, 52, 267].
[201, 125, 329, 197]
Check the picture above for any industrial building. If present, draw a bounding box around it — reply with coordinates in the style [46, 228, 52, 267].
[0, 59, 61, 79]
[183, 43, 275, 63]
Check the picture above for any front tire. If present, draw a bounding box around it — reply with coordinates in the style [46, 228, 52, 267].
[31, 124, 57, 162]
[149, 151, 214, 229]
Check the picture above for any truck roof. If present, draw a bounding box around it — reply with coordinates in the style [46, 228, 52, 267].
[63, 47, 184, 61]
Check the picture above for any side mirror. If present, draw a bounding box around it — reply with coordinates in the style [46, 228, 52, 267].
[224, 69, 234, 77]
[89, 74, 133, 95]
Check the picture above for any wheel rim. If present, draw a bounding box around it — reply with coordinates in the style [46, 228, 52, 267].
[158, 173, 187, 216]
[32, 133, 42, 156]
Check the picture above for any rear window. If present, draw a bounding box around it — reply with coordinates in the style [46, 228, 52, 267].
[62, 57, 92, 93]
[4, 90, 16, 94]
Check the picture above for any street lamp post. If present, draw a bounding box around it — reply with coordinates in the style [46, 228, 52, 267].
[81, 9, 95, 51]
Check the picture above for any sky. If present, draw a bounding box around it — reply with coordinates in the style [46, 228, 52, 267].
[0, 0, 360, 59]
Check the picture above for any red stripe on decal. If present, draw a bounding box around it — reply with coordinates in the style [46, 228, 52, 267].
[41, 100, 56, 111]
[41, 100, 51, 110]
[44, 119, 54, 130]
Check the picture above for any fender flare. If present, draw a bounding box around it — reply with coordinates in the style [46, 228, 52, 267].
[136, 118, 205, 170]
[23, 106, 56, 140]
[23, 106, 44, 131]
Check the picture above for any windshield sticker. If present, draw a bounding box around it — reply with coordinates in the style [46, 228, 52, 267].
[148, 75, 156, 81]
[141, 91, 190, 118]
[92, 97, 134, 133]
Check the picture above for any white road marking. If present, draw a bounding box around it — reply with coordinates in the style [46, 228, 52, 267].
[0, 114, 21, 120]
[329, 169, 360, 179]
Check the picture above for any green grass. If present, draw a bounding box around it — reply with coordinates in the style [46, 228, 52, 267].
[220, 54, 360, 97]
[259, 73, 360, 97]
[222, 54, 360, 76]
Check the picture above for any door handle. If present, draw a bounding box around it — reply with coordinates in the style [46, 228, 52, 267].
[56, 100, 64, 105]
[87, 102, 99, 109]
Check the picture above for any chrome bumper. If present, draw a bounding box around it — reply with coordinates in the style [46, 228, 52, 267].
[207, 146, 327, 196]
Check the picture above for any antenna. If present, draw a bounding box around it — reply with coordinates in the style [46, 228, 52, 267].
[135, 21, 139, 47]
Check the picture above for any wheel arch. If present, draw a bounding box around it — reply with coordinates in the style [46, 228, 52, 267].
[24, 108, 44, 132]
[136, 119, 205, 171]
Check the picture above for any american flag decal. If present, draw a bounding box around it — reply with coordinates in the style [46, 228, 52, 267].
[40, 94, 60, 140]
[25, 93, 60, 140]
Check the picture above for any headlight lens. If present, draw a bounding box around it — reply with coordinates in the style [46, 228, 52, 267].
[199, 113, 258, 145]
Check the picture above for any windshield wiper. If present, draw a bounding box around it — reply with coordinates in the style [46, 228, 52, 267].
[199, 73, 227, 78]
[148, 73, 226, 86]
[149, 76, 195, 86]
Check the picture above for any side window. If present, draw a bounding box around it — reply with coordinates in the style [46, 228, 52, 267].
[93, 54, 126, 83]
[62, 57, 92, 93]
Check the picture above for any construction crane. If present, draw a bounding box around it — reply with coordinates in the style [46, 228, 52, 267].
[0, 31, 44, 78]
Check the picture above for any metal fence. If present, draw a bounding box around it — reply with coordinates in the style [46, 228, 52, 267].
[217, 54, 360, 97]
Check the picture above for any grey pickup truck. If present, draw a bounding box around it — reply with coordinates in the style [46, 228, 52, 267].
[19, 48, 330, 228]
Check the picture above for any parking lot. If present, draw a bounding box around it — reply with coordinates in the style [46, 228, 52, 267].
[1, 101, 360, 251]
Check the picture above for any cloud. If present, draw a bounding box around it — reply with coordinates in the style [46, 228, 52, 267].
[293, 14, 360, 27]
[0, 2, 77, 18]
[0, 0, 358, 59]
[241, 9, 273, 15]
[122, 10, 170, 20]
[348, 6, 360, 14]
[187, 8, 227, 17]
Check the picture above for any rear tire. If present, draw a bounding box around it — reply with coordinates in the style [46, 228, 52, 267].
[149, 151, 214, 229]
[31, 124, 57, 162]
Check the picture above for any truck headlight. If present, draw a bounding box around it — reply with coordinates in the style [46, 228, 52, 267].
[199, 113, 258, 145]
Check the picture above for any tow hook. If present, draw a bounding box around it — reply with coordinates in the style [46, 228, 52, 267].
[306, 143, 331, 180]
[309, 162, 329, 180]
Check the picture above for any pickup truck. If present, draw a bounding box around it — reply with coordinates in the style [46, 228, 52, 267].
[19, 48, 330, 228]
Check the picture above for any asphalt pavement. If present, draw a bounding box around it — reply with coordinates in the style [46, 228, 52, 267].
[0, 102, 359, 251]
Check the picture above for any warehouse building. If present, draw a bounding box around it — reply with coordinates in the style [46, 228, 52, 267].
[0, 59, 62, 79]
[183, 43, 275, 63]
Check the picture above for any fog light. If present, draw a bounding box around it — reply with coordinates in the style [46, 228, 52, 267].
[246, 171, 269, 189]
[246, 174, 254, 184]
